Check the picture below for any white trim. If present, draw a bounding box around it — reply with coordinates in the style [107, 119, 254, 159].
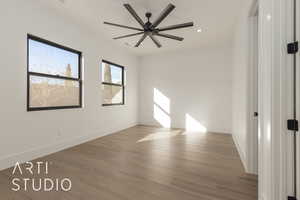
[257, 0, 274, 197]
[296, 0, 300, 197]
[286, 0, 296, 197]
[258, 0, 290, 199]
[0, 123, 138, 171]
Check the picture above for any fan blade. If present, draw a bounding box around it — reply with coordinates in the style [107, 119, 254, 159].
[151, 3, 175, 28]
[135, 34, 147, 47]
[104, 22, 143, 31]
[155, 33, 184, 41]
[124, 4, 145, 28]
[157, 22, 194, 32]
[149, 35, 162, 48]
[113, 32, 144, 40]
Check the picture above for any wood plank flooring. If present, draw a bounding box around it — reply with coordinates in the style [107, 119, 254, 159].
[0, 125, 257, 200]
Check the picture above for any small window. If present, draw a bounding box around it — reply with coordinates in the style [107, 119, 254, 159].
[27, 35, 82, 111]
[101, 60, 125, 106]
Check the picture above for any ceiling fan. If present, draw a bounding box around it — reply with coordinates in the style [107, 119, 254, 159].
[104, 3, 194, 48]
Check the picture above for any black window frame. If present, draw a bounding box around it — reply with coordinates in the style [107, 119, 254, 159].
[101, 60, 125, 106]
[27, 34, 83, 111]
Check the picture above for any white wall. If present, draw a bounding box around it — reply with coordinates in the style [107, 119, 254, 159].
[231, 0, 257, 173]
[139, 47, 233, 134]
[0, 0, 139, 170]
[231, 13, 250, 169]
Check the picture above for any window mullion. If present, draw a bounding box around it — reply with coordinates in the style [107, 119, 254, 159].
[28, 72, 80, 81]
[102, 82, 123, 87]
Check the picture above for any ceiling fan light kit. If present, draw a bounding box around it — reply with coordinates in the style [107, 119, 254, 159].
[104, 3, 194, 48]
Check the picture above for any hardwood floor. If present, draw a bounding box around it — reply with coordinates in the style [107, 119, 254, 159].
[0, 125, 257, 200]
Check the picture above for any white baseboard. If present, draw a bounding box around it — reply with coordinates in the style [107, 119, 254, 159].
[0, 123, 138, 171]
[232, 133, 248, 173]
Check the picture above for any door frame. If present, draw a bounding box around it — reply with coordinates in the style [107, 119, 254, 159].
[257, 0, 291, 199]
[286, 0, 299, 198]
[286, 0, 297, 197]
[294, 0, 300, 192]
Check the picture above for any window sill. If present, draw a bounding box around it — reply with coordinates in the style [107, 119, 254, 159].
[27, 105, 82, 112]
[102, 103, 125, 107]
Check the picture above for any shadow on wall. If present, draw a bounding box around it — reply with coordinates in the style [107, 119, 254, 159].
[153, 88, 207, 133]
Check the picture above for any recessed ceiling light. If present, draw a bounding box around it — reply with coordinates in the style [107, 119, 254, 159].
[197, 29, 202, 33]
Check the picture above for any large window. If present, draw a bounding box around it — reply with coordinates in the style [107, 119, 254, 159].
[101, 60, 125, 106]
[27, 35, 82, 111]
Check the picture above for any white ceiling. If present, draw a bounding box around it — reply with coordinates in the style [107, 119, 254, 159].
[40, 0, 247, 56]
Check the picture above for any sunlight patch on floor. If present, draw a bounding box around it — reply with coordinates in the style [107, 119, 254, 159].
[137, 130, 181, 143]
